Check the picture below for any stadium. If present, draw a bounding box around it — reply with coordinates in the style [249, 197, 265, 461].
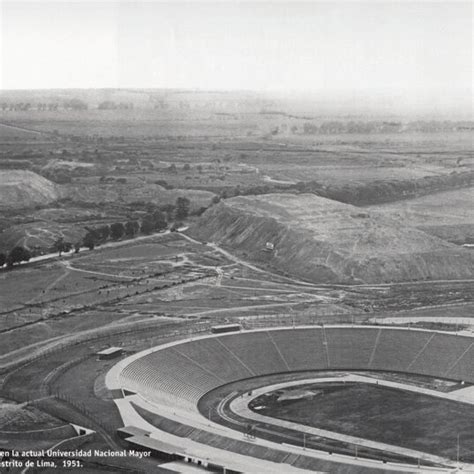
[106, 324, 474, 473]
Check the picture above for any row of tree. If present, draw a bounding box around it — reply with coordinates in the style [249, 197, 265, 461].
[1, 209, 174, 267]
[0, 100, 137, 112]
[61, 197, 191, 252]
[1, 102, 59, 111]
[1, 197, 196, 268]
[0, 246, 32, 267]
[98, 101, 134, 110]
[81, 212, 166, 250]
[300, 120, 473, 135]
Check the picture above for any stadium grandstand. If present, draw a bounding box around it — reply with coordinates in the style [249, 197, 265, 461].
[106, 325, 474, 473]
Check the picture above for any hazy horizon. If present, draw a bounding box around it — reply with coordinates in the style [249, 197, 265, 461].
[1, 1, 472, 117]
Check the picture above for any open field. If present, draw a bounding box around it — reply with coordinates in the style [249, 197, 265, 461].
[0, 232, 337, 360]
[0, 122, 43, 138]
[251, 382, 474, 461]
[0, 233, 214, 342]
[1, 229, 473, 361]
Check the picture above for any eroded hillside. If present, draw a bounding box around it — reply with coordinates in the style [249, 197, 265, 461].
[0, 170, 58, 209]
[190, 193, 474, 284]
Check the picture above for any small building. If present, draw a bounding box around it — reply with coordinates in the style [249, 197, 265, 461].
[265, 242, 274, 251]
[211, 324, 241, 334]
[96, 347, 123, 360]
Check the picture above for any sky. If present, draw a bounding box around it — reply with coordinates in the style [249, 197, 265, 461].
[0, 1, 472, 115]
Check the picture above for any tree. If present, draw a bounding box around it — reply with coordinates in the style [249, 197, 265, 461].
[140, 217, 154, 235]
[97, 225, 110, 242]
[74, 241, 81, 253]
[183, 163, 191, 171]
[0, 252, 6, 266]
[83, 231, 96, 250]
[161, 203, 176, 221]
[110, 222, 125, 240]
[6, 246, 31, 266]
[53, 236, 65, 256]
[175, 197, 190, 220]
[125, 220, 139, 237]
[151, 210, 167, 231]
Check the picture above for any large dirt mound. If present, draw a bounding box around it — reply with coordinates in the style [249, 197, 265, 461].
[190, 193, 474, 283]
[61, 182, 215, 210]
[0, 170, 58, 209]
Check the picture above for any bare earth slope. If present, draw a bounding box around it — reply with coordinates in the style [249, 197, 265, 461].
[190, 193, 474, 284]
[0, 170, 58, 209]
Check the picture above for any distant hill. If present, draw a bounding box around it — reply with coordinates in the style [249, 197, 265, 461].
[0, 170, 58, 209]
[190, 193, 474, 284]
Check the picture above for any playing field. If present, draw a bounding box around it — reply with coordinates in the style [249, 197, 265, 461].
[250, 382, 474, 462]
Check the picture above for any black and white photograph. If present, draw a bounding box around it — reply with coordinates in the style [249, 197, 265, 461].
[0, 0, 473, 472]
